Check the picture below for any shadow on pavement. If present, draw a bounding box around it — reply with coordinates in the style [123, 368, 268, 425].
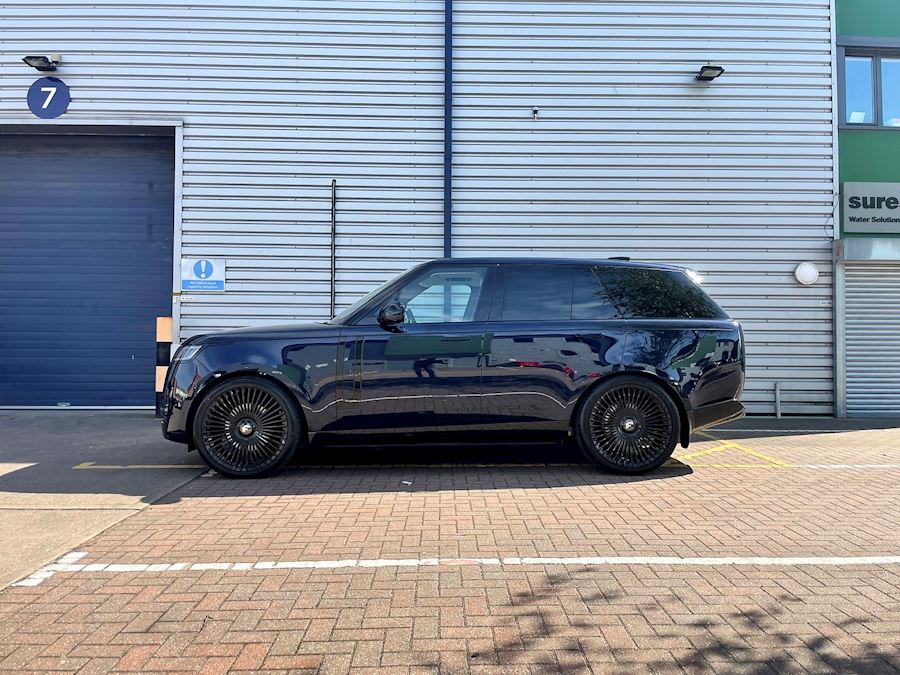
[0, 410, 693, 505]
[152, 459, 694, 503]
[0, 410, 202, 506]
[485, 566, 900, 674]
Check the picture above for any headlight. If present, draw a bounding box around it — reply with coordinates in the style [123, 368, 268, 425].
[174, 344, 203, 362]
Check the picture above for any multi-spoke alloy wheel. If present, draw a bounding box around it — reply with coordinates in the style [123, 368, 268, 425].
[576, 377, 679, 473]
[193, 377, 301, 478]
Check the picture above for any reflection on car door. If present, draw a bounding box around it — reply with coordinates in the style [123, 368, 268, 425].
[481, 265, 626, 431]
[336, 264, 493, 433]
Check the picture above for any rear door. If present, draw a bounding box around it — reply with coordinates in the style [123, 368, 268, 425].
[481, 264, 627, 431]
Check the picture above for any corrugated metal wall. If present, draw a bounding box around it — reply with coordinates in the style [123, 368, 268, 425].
[0, 0, 836, 414]
[452, 0, 836, 414]
[0, 0, 446, 334]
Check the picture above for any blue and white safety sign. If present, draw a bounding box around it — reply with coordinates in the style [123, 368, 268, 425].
[181, 258, 226, 291]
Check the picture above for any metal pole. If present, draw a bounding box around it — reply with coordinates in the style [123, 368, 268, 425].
[774, 382, 782, 419]
[442, 0, 453, 258]
[330, 178, 337, 318]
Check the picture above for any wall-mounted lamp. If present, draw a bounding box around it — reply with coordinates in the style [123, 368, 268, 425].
[532, 106, 540, 120]
[794, 262, 819, 286]
[23, 54, 61, 72]
[695, 64, 724, 82]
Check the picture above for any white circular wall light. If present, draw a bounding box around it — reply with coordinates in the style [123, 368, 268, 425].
[794, 262, 819, 286]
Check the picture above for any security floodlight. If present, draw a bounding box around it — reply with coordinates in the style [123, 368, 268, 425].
[695, 64, 724, 81]
[23, 54, 61, 72]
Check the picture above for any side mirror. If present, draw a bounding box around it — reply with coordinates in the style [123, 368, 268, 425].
[377, 301, 406, 332]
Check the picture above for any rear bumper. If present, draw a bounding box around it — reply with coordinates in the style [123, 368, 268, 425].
[689, 399, 745, 433]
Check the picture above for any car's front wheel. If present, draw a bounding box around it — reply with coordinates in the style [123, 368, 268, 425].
[576, 376, 679, 474]
[193, 377, 302, 478]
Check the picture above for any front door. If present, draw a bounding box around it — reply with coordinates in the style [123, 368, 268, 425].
[337, 263, 494, 433]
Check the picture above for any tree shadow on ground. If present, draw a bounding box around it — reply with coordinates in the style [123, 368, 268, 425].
[472, 567, 900, 674]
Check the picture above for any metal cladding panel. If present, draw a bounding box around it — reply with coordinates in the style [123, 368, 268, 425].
[0, 1, 836, 414]
[452, 0, 836, 414]
[0, 1, 446, 335]
[845, 265, 900, 417]
[0, 134, 174, 406]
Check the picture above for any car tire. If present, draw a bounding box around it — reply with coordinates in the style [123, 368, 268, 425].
[192, 376, 302, 478]
[575, 376, 680, 474]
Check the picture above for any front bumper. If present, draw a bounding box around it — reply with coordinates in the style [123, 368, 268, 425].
[162, 426, 189, 444]
[160, 339, 212, 446]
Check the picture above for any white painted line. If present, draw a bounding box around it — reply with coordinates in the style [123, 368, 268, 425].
[11, 551, 88, 587]
[795, 464, 900, 469]
[711, 428, 898, 434]
[57, 551, 87, 564]
[12, 553, 900, 586]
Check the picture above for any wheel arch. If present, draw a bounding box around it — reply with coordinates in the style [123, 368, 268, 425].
[185, 371, 309, 450]
[570, 371, 691, 449]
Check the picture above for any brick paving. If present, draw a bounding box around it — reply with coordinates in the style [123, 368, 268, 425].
[2, 426, 899, 673]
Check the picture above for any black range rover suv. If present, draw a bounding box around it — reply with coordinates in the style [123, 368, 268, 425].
[162, 258, 745, 477]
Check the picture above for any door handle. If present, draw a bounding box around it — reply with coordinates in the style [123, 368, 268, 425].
[440, 336, 472, 342]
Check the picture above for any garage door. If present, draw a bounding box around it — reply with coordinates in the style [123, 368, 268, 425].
[845, 263, 900, 416]
[0, 133, 174, 406]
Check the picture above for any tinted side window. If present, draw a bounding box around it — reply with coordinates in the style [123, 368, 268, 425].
[597, 267, 728, 320]
[498, 266, 616, 321]
[500, 267, 572, 321]
[572, 267, 616, 319]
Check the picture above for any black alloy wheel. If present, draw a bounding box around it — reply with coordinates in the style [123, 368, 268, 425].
[193, 377, 302, 478]
[576, 376, 679, 473]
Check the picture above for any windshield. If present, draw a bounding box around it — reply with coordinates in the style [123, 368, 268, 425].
[327, 266, 417, 325]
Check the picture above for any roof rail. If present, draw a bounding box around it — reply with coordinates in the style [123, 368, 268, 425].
[607, 256, 631, 261]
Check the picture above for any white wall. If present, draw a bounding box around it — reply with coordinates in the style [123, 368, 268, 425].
[0, 0, 836, 413]
[452, 1, 836, 414]
[0, 0, 446, 332]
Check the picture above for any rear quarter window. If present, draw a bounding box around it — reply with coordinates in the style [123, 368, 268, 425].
[596, 266, 728, 320]
[497, 266, 616, 321]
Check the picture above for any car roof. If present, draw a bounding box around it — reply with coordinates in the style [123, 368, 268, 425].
[426, 257, 687, 272]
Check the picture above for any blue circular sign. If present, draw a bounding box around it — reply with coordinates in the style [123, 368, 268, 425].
[193, 259, 214, 279]
[27, 77, 70, 119]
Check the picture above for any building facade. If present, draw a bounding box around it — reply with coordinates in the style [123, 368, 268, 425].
[1, 1, 838, 414]
[835, 0, 900, 416]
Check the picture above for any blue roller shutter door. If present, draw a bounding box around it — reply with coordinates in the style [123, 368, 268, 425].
[0, 133, 174, 406]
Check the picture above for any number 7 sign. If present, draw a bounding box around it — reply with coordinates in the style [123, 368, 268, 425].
[40, 86, 57, 108]
[27, 77, 70, 119]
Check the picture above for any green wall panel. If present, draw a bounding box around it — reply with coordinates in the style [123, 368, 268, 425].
[838, 0, 900, 38]
[840, 131, 900, 236]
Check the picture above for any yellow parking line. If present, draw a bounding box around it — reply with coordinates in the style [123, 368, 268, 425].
[678, 443, 739, 461]
[688, 463, 782, 469]
[73, 462, 206, 470]
[694, 431, 794, 468]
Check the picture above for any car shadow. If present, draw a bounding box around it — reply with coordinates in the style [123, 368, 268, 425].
[0, 410, 692, 506]
[152, 446, 693, 503]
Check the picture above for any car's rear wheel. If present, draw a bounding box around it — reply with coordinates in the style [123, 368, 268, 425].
[576, 376, 679, 474]
[193, 377, 302, 478]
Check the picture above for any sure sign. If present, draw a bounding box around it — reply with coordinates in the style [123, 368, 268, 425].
[843, 182, 900, 234]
